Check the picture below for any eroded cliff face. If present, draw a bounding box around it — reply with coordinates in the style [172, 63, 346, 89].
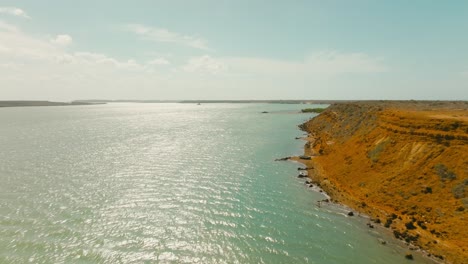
[300, 102, 468, 263]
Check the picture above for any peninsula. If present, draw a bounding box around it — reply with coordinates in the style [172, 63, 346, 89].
[294, 101, 468, 263]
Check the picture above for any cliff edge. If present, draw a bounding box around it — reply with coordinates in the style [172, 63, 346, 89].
[298, 101, 468, 263]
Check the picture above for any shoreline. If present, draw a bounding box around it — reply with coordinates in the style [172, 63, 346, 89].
[290, 155, 441, 264]
[0, 101, 103, 108]
[289, 101, 468, 263]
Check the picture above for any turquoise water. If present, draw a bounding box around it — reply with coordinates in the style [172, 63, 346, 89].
[0, 103, 428, 263]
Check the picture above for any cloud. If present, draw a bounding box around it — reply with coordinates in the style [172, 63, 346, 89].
[0, 21, 155, 97]
[0, 20, 18, 32]
[0, 20, 396, 101]
[148, 58, 170, 65]
[125, 24, 210, 51]
[0, 7, 30, 19]
[180, 51, 386, 77]
[220, 51, 386, 76]
[182, 55, 224, 74]
[51, 34, 73, 46]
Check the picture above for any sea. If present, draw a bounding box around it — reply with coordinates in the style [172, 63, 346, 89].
[0, 103, 431, 263]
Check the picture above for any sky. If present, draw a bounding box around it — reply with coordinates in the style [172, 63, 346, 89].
[0, 0, 467, 101]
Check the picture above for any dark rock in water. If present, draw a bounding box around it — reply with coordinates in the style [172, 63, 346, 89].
[261, 111, 269, 113]
[378, 238, 387, 245]
[299, 155, 312, 160]
[366, 223, 374, 228]
[275, 156, 290, 161]
[297, 167, 308, 171]
[347, 211, 354, 216]
[297, 173, 308, 178]
[295, 137, 301, 139]
[405, 253, 413, 260]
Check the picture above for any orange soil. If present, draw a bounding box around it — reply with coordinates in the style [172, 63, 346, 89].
[295, 102, 468, 264]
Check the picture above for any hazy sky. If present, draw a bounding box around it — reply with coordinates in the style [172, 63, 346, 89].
[0, 0, 467, 101]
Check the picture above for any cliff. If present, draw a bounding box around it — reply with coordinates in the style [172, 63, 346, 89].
[298, 101, 468, 263]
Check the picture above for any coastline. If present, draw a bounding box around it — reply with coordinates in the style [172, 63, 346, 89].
[291, 101, 468, 264]
[0, 101, 104, 108]
[290, 155, 441, 264]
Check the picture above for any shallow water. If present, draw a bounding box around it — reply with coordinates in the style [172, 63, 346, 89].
[0, 103, 429, 263]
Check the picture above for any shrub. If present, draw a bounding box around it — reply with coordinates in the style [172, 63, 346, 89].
[423, 186, 432, 194]
[452, 179, 468, 199]
[405, 221, 417, 230]
[301, 108, 326, 113]
[368, 140, 388, 163]
[434, 164, 457, 181]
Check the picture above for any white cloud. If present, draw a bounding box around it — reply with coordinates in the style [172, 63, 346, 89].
[220, 51, 386, 76]
[0, 21, 158, 99]
[51, 34, 73, 46]
[180, 51, 385, 77]
[0, 20, 18, 32]
[0, 7, 30, 19]
[148, 58, 170, 65]
[182, 55, 225, 74]
[0, 20, 395, 101]
[125, 24, 210, 51]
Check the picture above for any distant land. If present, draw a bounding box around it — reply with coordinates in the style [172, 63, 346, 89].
[1, 100, 467, 108]
[73, 99, 468, 105]
[0, 101, 102, 108]
[74, 99, 339, 104]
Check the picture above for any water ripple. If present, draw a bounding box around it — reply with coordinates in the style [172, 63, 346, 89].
[0, 104, 431, 263]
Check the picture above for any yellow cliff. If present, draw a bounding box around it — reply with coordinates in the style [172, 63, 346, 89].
[295, 101, 468, 264]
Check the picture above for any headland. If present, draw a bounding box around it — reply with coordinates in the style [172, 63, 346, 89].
[293, 101, 467, 263]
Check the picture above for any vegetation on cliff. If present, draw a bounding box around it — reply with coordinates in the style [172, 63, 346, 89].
[301, 108, 326, 113]
[299, 101, 468, 263]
